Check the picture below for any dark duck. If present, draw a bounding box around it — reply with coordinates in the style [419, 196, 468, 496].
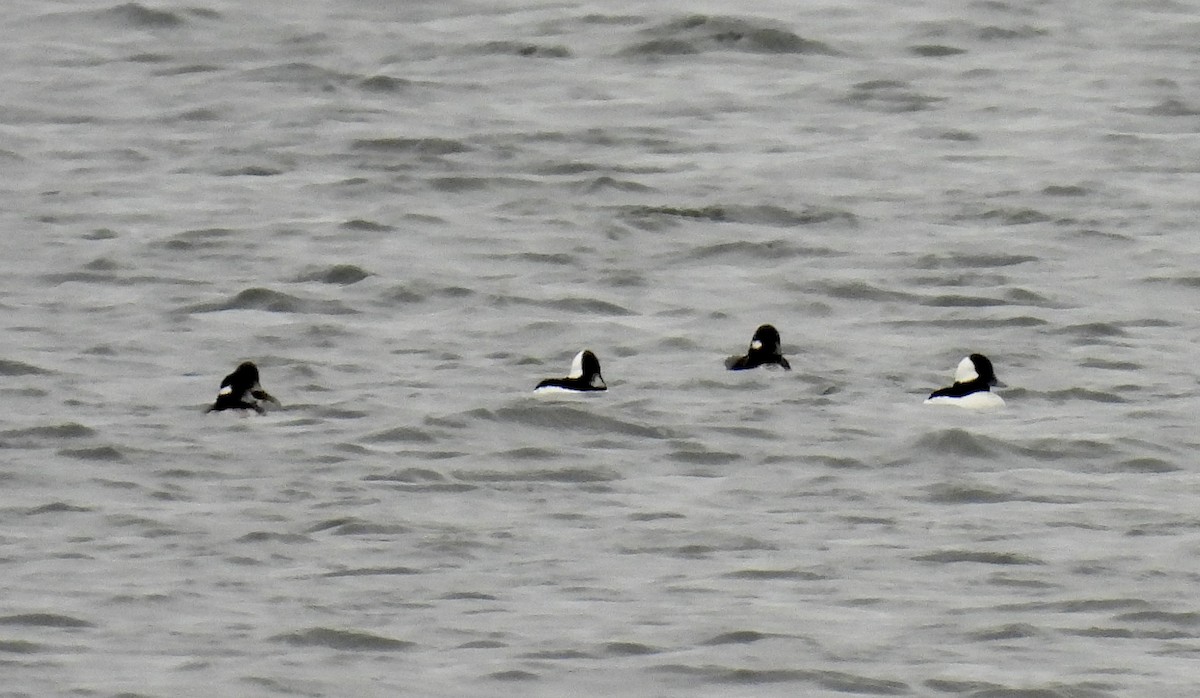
[206, 361, 281, 414]
[725, 324, 791, 371]
[534, 350, 607, 392]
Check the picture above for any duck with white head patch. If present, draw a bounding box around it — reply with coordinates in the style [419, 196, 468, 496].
[206, 361, 282, 414]
[924, 353, 1005, 409]
[534, 350, 607, 393]
[725, 324, 791, 371]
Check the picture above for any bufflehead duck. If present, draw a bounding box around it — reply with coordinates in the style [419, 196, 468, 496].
[725, 324, 791, 371]
[534, 350, 607, 392]
[924, 353, 1005, 409]
[206, 361, 281, 414]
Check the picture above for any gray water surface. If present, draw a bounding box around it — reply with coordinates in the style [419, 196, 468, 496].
[2, 1, 1199, 696]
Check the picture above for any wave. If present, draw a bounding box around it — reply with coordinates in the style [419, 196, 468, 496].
[179, 288, 356, 315]
[464, 405, 671, 439]
[484, 294, 634, 316]
[912, 428, 1003, 458]
[842, 79, 944, 113]
[908, 428, 1131, 468]
[340, 219, 397, 232]
[270, 627, 414, 651]
[100, 3, 198, 29]
[27, 502, 93, 515]
[919, 293, 1013, 307]
[471, 41, 571, 58]
[685, 240, 844, 261]
[913, 253, 1039, 269]
[914, 550, 1045, 565]
[924, 483, 1021, 504]
[723, 568, 826, 581]
[953, 207, 1058, 226]
[908, 287, 1059, 308]
[667, 447, 740, 465]
[909, 44, 967, 57]
[151, 227, 236, 252]
[361, 426, 438, 444]
[888, 316, 1048, 328]
[1037, 388, 1128, 404]
[378, 282, 475, 305]
[237, 62, 354, 88]
[58, 445, 124, 462]
[0, 359, 50, 376]
[600, 641, 663, 656]
[488, 670, 538, 681]
[451, 467, 619, 483]
[362, 468, 450, 484]
[293, 264, 372, 285]
[0, 640, 46, 654]
[624, 15, 839, 56]
[305, 517, 408, 536]
[357, 75, 411, 93]
[351, 137, 472, 155]
[808, 280, 921, 303]
[913, 19, 1050, 43]
[0, 613, 95, 628]
[216, 165, 284, 177]
[1, 423, 97, 446]
[320, 566, 421, 578]
[651, 665, 908, 692]
[618, 203, 856, 229]
[1112, 457, 1179, 473]
[573, 175, 656, 194]
[701, 630, 774, 645]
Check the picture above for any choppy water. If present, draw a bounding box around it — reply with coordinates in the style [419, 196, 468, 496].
[2, 1, 1200, 696]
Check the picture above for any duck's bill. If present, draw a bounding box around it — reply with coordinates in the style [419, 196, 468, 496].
[252, 389, 282, 406]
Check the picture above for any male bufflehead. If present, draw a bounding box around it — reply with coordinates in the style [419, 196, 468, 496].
[534, 350, 607, 392]
[206, 361, 281, 414]
[725, 324, 791, 371]
[924, 353, 1005, 409]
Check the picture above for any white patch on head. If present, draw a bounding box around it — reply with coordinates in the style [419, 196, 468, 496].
[953, 356, 978, 383]
[218, 385, 233, 397]
[567, 350, 585, 379]
[925, 392, 1005, 410]
[750, 339, 763, 350]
